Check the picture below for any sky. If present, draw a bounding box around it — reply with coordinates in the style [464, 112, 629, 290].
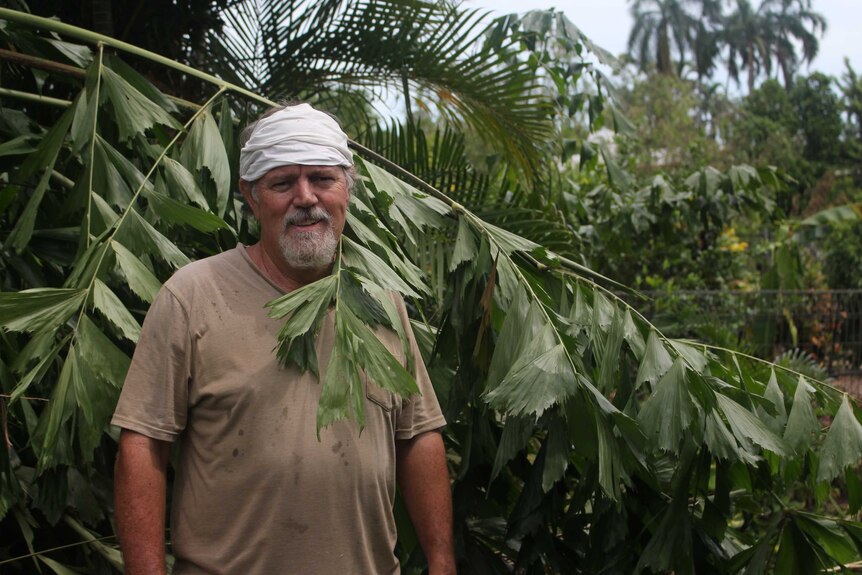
[464, 0, 861, 83]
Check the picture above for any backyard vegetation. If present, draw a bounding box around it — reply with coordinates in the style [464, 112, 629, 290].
[1, 1, 862, 573]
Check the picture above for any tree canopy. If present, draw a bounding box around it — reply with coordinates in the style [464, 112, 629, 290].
[1, 3, 861, 574]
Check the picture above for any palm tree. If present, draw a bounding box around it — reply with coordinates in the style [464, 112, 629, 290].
[762, 0, 826, 89]
[723, 0, 772, 93]
[2, 9, 862, 574]
[686, 0, 723, 83]
[22, 0, 554, 178]
[627, 0, 699, 76]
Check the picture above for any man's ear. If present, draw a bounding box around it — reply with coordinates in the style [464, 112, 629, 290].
[239, 179, 260, 220]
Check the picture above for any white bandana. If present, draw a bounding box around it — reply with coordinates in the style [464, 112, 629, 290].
[239, 104, 353, 182]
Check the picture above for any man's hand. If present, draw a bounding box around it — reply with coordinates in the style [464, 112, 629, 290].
[114, 429, 171, 575]
[396, 431, 456, 574]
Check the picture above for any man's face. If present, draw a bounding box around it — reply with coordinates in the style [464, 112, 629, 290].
[243, 164, 349, 272]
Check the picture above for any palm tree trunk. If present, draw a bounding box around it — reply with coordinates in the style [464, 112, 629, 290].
[747, 42, 755, 93]
[658, 25, 672, 76]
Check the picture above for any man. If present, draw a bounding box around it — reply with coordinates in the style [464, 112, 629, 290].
[112, 103, 456, 574]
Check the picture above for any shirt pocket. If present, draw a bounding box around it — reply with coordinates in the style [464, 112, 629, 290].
[365, 374, 397, 412]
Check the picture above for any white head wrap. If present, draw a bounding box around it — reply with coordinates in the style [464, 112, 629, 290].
[239, 104, 353, 182]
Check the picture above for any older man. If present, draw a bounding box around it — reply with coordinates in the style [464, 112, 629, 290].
[112, 103, 455, 574]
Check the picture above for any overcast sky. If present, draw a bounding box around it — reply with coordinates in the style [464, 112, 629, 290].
[465, 0, 861, 82]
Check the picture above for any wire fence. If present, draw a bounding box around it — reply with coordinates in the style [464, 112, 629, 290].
[622, 290, 862, 377]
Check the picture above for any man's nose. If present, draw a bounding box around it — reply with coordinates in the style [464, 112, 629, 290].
[293, 177, 318, 206]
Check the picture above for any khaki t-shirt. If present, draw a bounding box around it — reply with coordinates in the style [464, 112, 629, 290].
[112, 245, 445, 574]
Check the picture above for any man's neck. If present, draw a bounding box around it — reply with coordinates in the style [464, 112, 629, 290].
[245, 243, 331, 292]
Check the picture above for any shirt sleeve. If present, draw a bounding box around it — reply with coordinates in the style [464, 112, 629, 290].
[111, 285, 192, 442]
[392, 295, 446, 440]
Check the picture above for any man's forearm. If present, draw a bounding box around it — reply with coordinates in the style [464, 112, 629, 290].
[396, 431, 456, 574]
[114, 429, 171, 575]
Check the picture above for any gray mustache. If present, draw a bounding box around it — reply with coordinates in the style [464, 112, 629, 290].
[284, 207, 332, 227]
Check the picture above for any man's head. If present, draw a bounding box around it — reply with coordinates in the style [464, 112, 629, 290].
[239, 103, 354, 273]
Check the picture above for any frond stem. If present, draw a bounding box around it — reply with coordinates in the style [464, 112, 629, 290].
[74, 87, 228, 328]
[84, 44, 105, 250]
[0, 8, 269, 107]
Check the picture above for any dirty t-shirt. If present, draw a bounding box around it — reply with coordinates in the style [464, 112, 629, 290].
[111, 245, 446, 574]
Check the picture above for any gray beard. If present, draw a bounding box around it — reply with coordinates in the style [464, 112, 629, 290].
[279, 207, 338, 269]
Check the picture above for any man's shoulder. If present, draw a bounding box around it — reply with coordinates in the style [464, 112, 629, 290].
[163, 246, 247, 295]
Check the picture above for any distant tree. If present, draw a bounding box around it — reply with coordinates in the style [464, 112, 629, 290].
[723, 0, 772, 93]
[792, 72, 843, 166]
[685, 0, 724, 83]
[762, 0, 826, 89]
[841, 59, 862, 169]
[627, 0, 698, 76]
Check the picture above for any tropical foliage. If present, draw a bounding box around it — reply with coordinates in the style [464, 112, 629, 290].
[627, 0, 826, 93]
[1, 5, 862, 575]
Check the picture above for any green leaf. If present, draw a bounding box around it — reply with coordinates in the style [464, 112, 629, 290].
[773, 521, 820, 575]
[106, 54, 178, 115]
[485, 331, 578, 418]
[14, 102, 75, 183]
[343, 273, 391, 328]
[143, 187, 231, 233]
[268, 275, 338, 365]
[0, 288, 86, 333]
[100, 66, 180, 142]
[636, 500, 693, 574]
[717, 394, 789, 456]
[180, 105, 230, 216]
[0, 135, 36, 157]
[784, 376, 819, 454]
[669, 340, 708, 372]
[759, 370, 787, 436]
[159, 156, 210, 208]
[70, 60, 99, 154]
[119, 209, 191, 269]
[6, 167, 54, 253]
[596, 415, 628, 500]
[110, 241, 162, 303]
[317, 303, 419, 432]
[490, 414, 533, 482]
[487, 287, 533, 390]
[32, 349, 77, 471]
[622, 309, 645, 357]
[600, 143, 632, 190]
[636, 330, 673, 388]
[318, 320, 365, 432]
[637, 359, 693, 452]
[343, 237, 420, 298]
[392, 194, 447, 232]
[92, 279, 141, 342]
[76, 314, 130, 387]
[704, 411, 759, 465]
[483, 220, 540, 256]
[90, 192, 119, 231]
[597, 306, 625, 393]
[93, 136, 146, 208]
[542, 413, 570, 492]
[817, 395, 862, 483]
[361, 162, 450, 225]
[449, 217, 478, 272]
[342, 304, 419, 398]
[794, 513, 858, 565]
[8, 334, 70, 405]
[71, 342, 119, 460]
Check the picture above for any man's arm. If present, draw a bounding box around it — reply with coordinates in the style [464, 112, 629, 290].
[396, 430, 456, 574]
[114, 429, 172, 575]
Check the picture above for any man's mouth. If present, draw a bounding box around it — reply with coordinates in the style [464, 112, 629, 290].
[285, 208, 331, 230]
[292, 218, 323, 228]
